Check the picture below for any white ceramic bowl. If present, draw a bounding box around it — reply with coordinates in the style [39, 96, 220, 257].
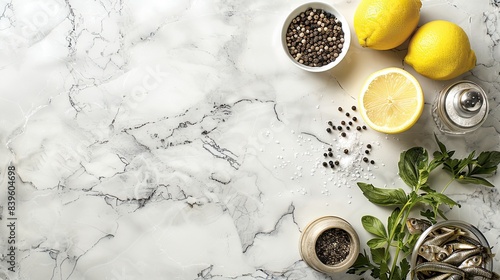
[281, 2, 351, 72]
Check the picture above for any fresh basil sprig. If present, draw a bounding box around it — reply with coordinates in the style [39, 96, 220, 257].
[347, 135, 500, 280]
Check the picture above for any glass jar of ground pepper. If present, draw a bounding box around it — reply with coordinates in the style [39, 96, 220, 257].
[299, 216, 360, 274]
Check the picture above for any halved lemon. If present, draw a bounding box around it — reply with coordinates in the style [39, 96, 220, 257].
[359, 68, 424, 134]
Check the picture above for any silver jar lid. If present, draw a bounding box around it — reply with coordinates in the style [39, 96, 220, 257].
[434, 80, 488, 134]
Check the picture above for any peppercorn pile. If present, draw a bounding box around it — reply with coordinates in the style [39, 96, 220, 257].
[315, 228, 351, 265]
[321, 106, 377, 169]
[285, 7, 345, 67]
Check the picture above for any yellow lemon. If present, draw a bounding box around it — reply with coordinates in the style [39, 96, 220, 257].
[359, 68, 424, 134]
[404, 20, 476, 80]
[354, 0, 422, 50]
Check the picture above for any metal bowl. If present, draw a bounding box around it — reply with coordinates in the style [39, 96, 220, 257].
[281, 1, 351, 72]
[410, 220, 493, 280]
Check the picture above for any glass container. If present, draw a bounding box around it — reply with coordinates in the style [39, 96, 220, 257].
[432, 81, 489, 134]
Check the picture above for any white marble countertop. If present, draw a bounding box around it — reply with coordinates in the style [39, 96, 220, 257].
[0, 0, 499, 279]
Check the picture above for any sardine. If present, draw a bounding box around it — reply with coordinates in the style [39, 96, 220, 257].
[413, 262, 465, 279]
[444, 242, 478, 252]
[462, 267, 494, 279]
[458, 255, 482, 268]
[407, 218, 432, 234]
[423, 228, 465, 247]
[445, 274, 463, 280]
[456, 235, 482, 246]
[442, 247, 483, 266]
[428, 273, 453, 280]
[418, 244, 451, 261]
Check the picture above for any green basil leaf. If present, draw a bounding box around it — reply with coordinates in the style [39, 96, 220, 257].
[458, 152, 476, 172]
[370, 247, 387, 266]
[387, 207, 401, 236]
[470, 151, 500, 175]
[457, 176, 495, 187]
[402, 234, 420, 254]
[418, 169, 430, 188]
[400, 258, 411, 280]
[435, 134, 447, 154]
[379, 259, 389, 280]
[346, 251, 376, 275]
[420, 209, 436, 223]
[358, 182, 408, 206]
[434, 134, 454, 159]
[419, 192, 459, 208]
[398, 147, 428, 189]
[362, 215, 387, 238]
[367, 237, 387, 249]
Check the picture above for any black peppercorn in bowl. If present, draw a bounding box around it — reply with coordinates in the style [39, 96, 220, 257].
[299, 216, 360, 274]
[281, 2, 351, 72]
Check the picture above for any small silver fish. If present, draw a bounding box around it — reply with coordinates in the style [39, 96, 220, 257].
[428, 273, 453, 280]
[462, 267, 495, 279]
[423, 228, 465, 247]
[456, 235, 482, 246]
[413, 262, 465, 279]
[442, 247, 483, 266]
[445, 274, 463, 280]
[443, 242, 478, 252]
[418, 244, 451, 262]
[407, 218, 432, 234]
[458, 255, 482, 269]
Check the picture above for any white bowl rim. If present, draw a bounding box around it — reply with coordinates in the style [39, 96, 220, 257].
[281, 1, 351, 72]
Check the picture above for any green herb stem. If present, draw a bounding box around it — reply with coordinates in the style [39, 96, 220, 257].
[349, 136, 500, 280]
[440, 177, 455, 194]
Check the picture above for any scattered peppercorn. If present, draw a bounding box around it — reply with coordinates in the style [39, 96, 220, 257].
[323, 162, 328, 167]
[365, 150, 370, 154]
[323, 153, 328, 157]
[351, 106, 356, 111]
[356, 126, 361, 131]
[362, 125, 367, 130]
[363, 157, 368, 162]
[338, 107, 343, 111]
[352, 117, 357, 121]
[348, 121, 353, 126]
[370, 160, 375, 164]
[329, 161, 334, 166]
[344, 149, 349, 154]
[345, 112, 350, 117]
[328, 152, 333, 157]
[337, 126, 342, 130]
[341, 121, 346, 125]
[328, 121, 333, 126]
[367, 144, 372, 149]
[328, 148, 332, 151]
[346, 126, 350, 130]
[341, 132, 346, 137]
[326, 128, 332, 133]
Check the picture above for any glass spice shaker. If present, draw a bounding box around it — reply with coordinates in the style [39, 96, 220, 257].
[432, 80, 489, 135]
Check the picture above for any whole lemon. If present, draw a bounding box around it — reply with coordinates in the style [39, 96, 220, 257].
[404, 20, 476, 80]
[354, 0, 422, 50]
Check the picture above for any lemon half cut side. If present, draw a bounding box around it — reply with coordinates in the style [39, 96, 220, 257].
[359, 68, 424, 134]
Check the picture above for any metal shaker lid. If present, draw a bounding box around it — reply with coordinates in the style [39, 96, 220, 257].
[443, 81, 488, 129]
